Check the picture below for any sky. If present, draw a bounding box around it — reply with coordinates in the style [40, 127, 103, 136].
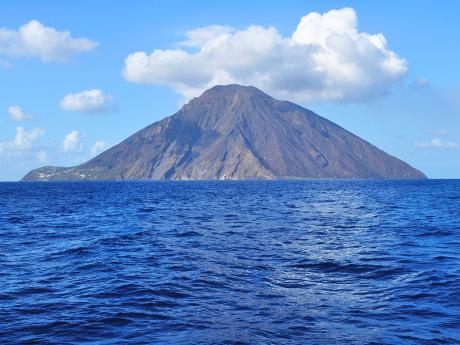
[0, 0, 459, 180]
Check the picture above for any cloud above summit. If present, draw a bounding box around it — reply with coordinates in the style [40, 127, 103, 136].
[0, 20, 98, 63]
[123, 8, 407, 103]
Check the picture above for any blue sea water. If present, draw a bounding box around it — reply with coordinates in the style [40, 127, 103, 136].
[0, 180, 459, 344]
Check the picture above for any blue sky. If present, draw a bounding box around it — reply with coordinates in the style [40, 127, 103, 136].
[0, 0, 459, 180]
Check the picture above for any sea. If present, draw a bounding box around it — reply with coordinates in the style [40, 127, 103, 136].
[0, 180, 459, 344]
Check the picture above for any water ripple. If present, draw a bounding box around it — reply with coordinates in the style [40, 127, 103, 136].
[0, 180, 459, 344]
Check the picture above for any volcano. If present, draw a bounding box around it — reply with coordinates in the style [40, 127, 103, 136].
[22, 85, 425, 181]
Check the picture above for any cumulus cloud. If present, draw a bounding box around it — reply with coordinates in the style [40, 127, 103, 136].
[180, 25, 234, 47]
[123, 8, 407, 102]
[0, 20, 98, 63]
[90, 140, 109, 157]
[62, 130, 84, 152]
[0, 127, 45, 155]
[59, 89, 115, 113]
[415, 138, 458, 149]
[8, 105, 32, 121]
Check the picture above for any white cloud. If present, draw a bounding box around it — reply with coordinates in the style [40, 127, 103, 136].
[8, 105, 33, 121]
[433, 129, 450, 136]
[413, 77, 429, 87]
[59, 89, 115, 113]
[62, 130, 84, 152]
[415, 138, 458, 149]
[90, 140, 108, 157]
[180, 25, 234, 47]
[123, 8, 407, 102]
[36, 150, 47, 162]
[0, 126, 45, 155]
[0, 20, 98, 63]
[0, 57, 12, 68]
